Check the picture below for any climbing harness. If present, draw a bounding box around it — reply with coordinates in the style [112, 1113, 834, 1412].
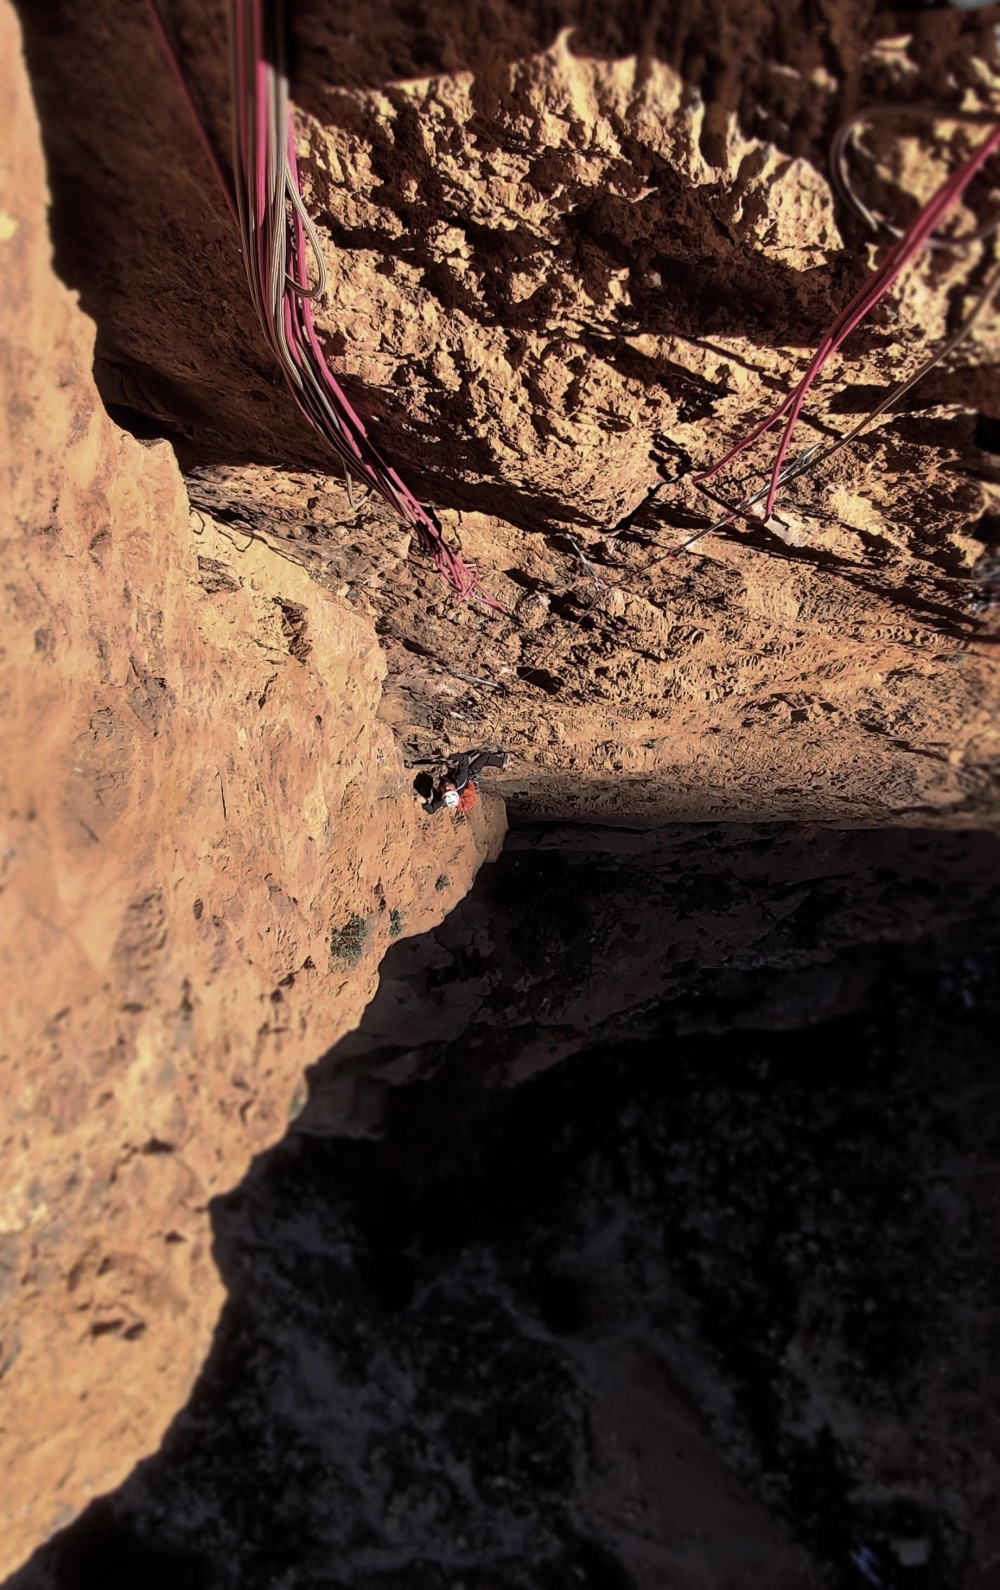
[145, 0, 503, 609]
[420, 749, 506, 814]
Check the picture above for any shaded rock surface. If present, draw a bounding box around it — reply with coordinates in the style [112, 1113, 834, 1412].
[8, 823, 1000, 1590]
[302, 822, 1000, 1121]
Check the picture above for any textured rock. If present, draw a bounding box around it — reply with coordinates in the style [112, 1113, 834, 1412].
[10, 888, 1000, 1590]
[6, 0, 1000, 1575]
[19, 0, 1000, 822]
[187, 461, 1000, 825]
[0, 8, 503, 1575]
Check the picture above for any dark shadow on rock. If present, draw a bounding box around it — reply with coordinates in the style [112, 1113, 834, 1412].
[37, 1499, 210, 1590]
[297, 823, 1000, 1135]
[8, 822, 1000, 1589]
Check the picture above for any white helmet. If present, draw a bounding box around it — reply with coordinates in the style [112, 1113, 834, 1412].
[442, 789, 461, 809]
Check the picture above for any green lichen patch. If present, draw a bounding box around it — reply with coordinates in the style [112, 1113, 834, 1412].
[330, 914, 367, 965]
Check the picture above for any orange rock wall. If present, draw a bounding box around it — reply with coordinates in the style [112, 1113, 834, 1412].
[18, 0, 999, 825]
[0, 7, 503, 1574]
[5, 0, 1000, 1573]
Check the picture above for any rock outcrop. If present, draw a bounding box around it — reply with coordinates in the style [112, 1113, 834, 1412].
[11, 866, 1000, 1590]
[0, 7, 503, 1574]
[6, 0, 1000, 1575]
[17, 0, 1000, 823]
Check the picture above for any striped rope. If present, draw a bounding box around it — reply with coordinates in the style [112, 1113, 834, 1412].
[148, 0, 502, 608]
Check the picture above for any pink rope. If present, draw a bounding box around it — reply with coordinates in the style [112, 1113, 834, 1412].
[144, 0, 238, 224]
[698, 122, 1000, 521]
[282, 138, 503, 606]
[146, 0, 504, 611]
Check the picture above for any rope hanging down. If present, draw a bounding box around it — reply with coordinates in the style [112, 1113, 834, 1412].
[146, 0, 501, 609]
[671, 254, 1000, 556]
[696, 117, 1000, 524]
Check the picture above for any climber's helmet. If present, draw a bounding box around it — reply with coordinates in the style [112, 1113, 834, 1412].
[442, 788, 461, 809]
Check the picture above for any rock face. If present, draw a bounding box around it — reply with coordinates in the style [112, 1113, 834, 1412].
[0, 8, 503, 1575]
[9, 839, 1000, 1590]
[302, 822, 1000, 1126]
[6, 0, 1000, 1577]
[17, 0, 1000, 823]
[185, 458, 1000, 827]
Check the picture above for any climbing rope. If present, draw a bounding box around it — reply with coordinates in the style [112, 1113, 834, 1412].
[694, 113, 1000, 527]
[146, 0, 503, 609]
[145, 27, 998, 769]
[670, 253, 1000, 556]
[830, 104, 1000, 251]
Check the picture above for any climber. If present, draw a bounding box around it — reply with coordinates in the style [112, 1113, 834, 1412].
[422, 750, 507, 815]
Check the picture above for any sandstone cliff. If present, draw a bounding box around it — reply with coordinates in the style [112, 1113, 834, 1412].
[10, 828, 1000, 1590]
[0, 6, 503, 1573]
[17, 0, 1000, 824]
[6, 0, 1000, 1578]
[307, 821, 1000, 1118]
